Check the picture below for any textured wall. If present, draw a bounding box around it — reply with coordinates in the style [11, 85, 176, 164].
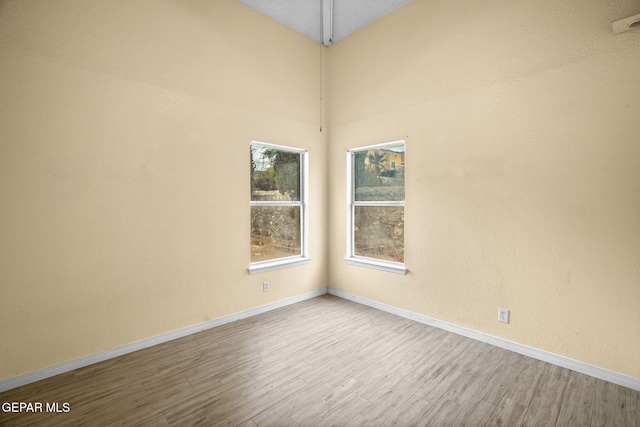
[1, 0, 639, 385]
[327, 0, 640, 378]
[0, 0, 328, 382]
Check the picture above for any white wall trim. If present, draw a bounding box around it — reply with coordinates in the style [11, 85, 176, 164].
[344, 257, 407, 275]
[328, 287, 640, 392]
[0, 288, 328, 393]
[248, 257, 311, 274]
[4, 286, 639, 394]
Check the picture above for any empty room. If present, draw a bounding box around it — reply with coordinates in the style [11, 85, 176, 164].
[1, 0, 639, 425]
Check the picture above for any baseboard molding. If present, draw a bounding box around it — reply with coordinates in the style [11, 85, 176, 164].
[0, 287, 328, 393]
[4, 286, 638, 394]
[328, 287, 640, 392]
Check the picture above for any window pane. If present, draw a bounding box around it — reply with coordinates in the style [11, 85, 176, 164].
[251, 206, 301, 262]
[251, 146, 301, 202]
[354, 146, 404, 202]
[354, 206, 404, 263]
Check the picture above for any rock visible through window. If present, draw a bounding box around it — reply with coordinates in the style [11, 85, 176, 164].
[250, 142, 307, 270]
[347, 142, 406, 271]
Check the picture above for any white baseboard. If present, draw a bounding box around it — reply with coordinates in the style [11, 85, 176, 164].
[328, 287, 640, 392]
[3, 286, 639, 394]
[0, 288, 328, 393]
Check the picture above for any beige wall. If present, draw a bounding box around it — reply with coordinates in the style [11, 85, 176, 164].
[1, 0, 639, 385]
[0, 0, 328, 382]
[327, 0, 640, 378]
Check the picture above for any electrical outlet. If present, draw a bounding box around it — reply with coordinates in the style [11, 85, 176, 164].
[263, 281, 270, 292]
[498, 308, 509, 323]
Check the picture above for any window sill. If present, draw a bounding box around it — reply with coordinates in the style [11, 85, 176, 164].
[248, 257, 311, 275]
[344, 257, 408, 275]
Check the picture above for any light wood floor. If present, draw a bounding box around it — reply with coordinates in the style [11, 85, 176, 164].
[1, 294, 638, 426]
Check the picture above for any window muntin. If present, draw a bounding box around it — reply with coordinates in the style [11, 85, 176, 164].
[347, 141, 406, 274]
[250, 142, 309, 273]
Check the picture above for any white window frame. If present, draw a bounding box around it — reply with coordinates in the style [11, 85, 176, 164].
[249, 141, 310, 274]
[345, 140, 407, 275]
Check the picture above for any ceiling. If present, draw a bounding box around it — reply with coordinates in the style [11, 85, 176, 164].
[238, 0, 412, 46]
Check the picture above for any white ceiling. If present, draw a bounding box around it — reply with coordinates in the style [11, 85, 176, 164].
[238, 0, 412, 46]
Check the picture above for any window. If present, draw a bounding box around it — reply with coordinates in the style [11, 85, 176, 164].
[346, 141, 406, 274]
[249, 141, 309, 274]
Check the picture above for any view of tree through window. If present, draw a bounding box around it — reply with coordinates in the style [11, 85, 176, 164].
[250, 144, 304, 264]
[350, 143, 405, 264]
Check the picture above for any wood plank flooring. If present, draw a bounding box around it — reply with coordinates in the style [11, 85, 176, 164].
[1, 294, 638, 426]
